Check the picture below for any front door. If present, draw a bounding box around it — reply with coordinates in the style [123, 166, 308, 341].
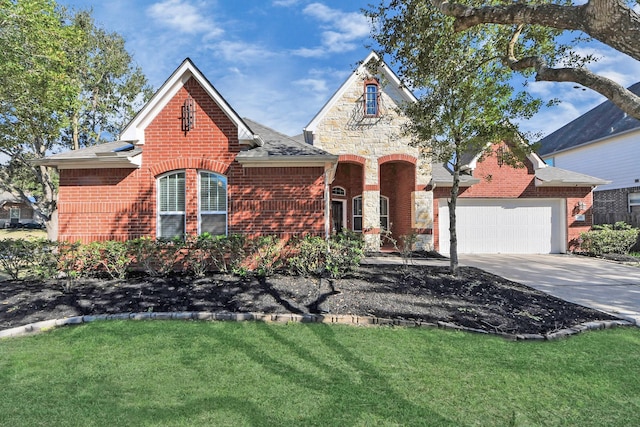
[331, 200, 344, 233]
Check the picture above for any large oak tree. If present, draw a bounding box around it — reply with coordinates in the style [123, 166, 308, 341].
[430, 0, 640, 120]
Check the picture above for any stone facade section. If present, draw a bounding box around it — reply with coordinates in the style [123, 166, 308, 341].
[310, 68, 433, 251]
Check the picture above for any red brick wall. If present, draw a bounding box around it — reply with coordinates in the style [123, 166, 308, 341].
[380, 161, 415, 240]
[57, 77, 326, 243]
[331, 162, 364, 230]
[433, 144, 593, 252]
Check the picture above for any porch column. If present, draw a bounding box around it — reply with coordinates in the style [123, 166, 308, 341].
[363, 189, 380, 250]
[412, 190, 434, 251]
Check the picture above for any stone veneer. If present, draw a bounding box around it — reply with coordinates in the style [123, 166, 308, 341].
[311, 69, 433, 250]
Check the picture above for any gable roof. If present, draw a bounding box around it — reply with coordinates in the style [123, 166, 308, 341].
[303, 51, 417, 139]
[236, 118, 337, 167]
[538, 82, 640, 156]
[120, 58, 262, 147]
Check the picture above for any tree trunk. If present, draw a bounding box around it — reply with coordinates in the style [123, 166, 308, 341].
[448, 155, 461, 276]
[46, 209, 58, 242]
[72, 112, 79, 151]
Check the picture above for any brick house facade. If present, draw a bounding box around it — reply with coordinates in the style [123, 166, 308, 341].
[40, 54, 607, 254]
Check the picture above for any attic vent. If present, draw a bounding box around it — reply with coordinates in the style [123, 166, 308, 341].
[181, 96, 196, 132]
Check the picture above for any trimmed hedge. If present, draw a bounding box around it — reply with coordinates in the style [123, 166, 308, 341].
[0, 233, 364, 282]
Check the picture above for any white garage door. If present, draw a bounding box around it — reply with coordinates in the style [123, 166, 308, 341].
[438, 198, 565, 255]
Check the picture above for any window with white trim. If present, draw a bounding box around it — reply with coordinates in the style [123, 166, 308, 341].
[200, 171, 227, 236]
[331, 186, 346, 197]
[380, 196, 389, 231]
[158, 171, 185, 239]
[629, 192, 640, 212]
[353, 195, 363, 232]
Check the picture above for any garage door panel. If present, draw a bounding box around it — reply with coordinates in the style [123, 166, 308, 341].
[439, 199, 565, 255]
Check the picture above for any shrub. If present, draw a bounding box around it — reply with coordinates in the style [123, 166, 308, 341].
[86, 240, 132, 280]
[183, 233, 218, 278]
[326, 231, 364, 278]
[287, 232, 364, 278]
[579, 222, 640, 256]
[128, 237, 185, 277]
[29, 238, 58, 279]
[247, 235, 285, 277]
[0, 239, 34, 280]
[287, 235, 327, 277]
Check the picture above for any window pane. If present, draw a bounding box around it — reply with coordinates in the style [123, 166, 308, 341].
[630, 193, 640, 205]
[380, 197, 388, 216]
[353, 196, 362, 215]
[159, 214, 185, 239]
[200, 172, 227, 212]
[366, 84, 378, 115]
[353, 217, 362, 232]
[159, 172, 185, 212]
[201, 213, 226, 236]
[380, 217, 388, 231]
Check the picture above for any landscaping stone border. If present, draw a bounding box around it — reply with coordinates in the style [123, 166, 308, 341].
[0, 311, 632, 341]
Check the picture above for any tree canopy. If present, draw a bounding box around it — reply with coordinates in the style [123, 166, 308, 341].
[367, 1, 542, 272]
[0, 0, 151, 237]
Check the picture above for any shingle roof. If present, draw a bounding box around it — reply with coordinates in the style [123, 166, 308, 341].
[34, 141, 142, 168]
[236, 118, 337, 163]
[535, 166, 610, 187]
[538, 82, 640, 156]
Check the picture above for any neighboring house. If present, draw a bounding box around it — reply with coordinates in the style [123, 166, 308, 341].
[0, 192, 38, 228]
[38, 53, 606, 254]
[538, 82, 640, 227]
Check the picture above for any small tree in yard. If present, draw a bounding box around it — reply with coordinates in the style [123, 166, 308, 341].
[368, 1, 542, 274]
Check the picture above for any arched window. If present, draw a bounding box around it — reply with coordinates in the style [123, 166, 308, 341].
[331, 186, 346, 197]
[380, 196, 389, 231]
[199, 171, 227, 236]
[158, 171, 185, 239]
[353, 195, 363, 232]
[365, 81, 379, 116]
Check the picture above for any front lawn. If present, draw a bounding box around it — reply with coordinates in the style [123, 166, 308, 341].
[1, 321, 639, 426]
[0, 228, 46, 241]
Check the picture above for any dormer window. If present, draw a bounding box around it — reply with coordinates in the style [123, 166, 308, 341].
[364, 79, 380, 117]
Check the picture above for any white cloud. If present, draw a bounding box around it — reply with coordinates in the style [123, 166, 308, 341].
[272, 0, 300, 6]
[147, 0, 223, 38]
[209, 40, 277, 63]
[293, 3, 371, 57]
[293, 78, 328, 93]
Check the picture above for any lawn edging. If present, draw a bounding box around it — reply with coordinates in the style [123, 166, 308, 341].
[0, 311, 632, 341]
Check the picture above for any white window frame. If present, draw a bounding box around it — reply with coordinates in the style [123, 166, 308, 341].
[380, 195, 389, 231]
[353, 195, 363, 232]
[157, 171, 186, 240]
[198, 171, 228, 236]
[331, 186, 346, 197]
[629, 192, 640, 212]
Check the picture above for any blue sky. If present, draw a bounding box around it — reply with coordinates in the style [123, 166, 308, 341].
[60, 0, 640, 139]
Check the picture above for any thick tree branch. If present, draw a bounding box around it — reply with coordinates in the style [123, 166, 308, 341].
[508, 55, 640, 119]
[431, 0, 640, 62]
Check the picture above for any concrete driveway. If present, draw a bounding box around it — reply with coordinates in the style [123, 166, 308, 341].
[459, 254, 640, 325]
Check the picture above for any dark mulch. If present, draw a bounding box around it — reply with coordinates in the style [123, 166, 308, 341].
[0, 262, 620, 335]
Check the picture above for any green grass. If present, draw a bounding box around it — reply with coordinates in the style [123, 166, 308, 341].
[0, 228, 47, 241]
[1, 322, 639, 427]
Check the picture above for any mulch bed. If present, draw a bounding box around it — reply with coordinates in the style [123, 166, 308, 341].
[0, 262, 621, 336]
